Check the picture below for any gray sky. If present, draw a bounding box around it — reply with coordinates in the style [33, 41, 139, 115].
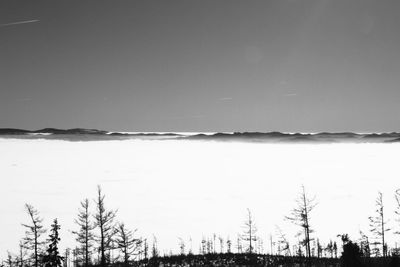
[1, 0, 400, 132]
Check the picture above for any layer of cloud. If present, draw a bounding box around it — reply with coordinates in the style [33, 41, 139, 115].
[0, 19, 39, 27]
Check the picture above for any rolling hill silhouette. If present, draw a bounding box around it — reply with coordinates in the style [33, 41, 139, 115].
[1, 128, 400, 143]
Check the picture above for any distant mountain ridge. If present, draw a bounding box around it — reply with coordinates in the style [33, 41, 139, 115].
[1, 128, 400, 143]
[185, 131, 400, 143]
[0, 128, 106, 135]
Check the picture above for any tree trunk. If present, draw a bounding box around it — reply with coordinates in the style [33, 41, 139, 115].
[34, 229, 38, 267]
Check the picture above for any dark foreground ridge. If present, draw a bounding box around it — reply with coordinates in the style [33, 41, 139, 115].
[1, 128, 400, 143]
[144, 253, 340, 266]
[138, 253, 400, 267]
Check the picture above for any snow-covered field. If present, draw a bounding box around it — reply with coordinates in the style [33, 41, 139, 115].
[1, 138, 399, 257]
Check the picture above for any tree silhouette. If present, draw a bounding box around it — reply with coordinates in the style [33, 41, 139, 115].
[226, 237, 232, 253]
[178, 238, 186, 255]
[42, 219, 63, 267]
[359, 230, 370, 257]
[276, 226, 291, 256]
[218, 236, 224, 253]
[206, 238, 213, 254]
[369, 191, 390, 257]
[212, 234, 216, 254]
[339, 234, 363, 267]
[94, 185, 117, 266]
[17, 240, 27, 267]
[236, 235, 242, 253]
[241, 208, 257, 254]
[395, 189, 400, 235]
[285, 185, 316, 258]
[6, 251, 14, 267]
[326, 240, 334, 258]
[143, 238, 148, 260]
[201, 237, 206, 254]
[72, 199, 95, 267]
[22, 204, 46, 267]
[256, 238, 263, 254]
[114, 223, 141, 265]
[188, 237, 193, 255]
[63, 249, 70, 267]
[151, 235, 159, 258]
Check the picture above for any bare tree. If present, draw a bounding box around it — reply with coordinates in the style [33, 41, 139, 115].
[236, 234, 242, 253]
[269, 234, 274, 255]
[201, 237, 207, 254]
[6, 251, 14, 267]
[17, 240, 27, 267]
[276, 226, 291, 256]
[114, 223, 141, 265]
[395, 189, 400, 235]
[151, 235, 159, 258]
[226, 237, 232, 253]
[208, 238, 214, 254]
[218, 236, 224, 253]
[393, 189, 400, 256]
[72, 199, 95, 267]
[188, 237, 193, 255]
[369, 191, 390, 257]
[178, 238, 185, 255]
[22, 204, 46, 267]
[93, 186, 117, 266]
[316, 239, 322, 258]
[212, 234, 216, 254]
[72, 247, 78, 267]
[285, 185, 316, 258]
[359, 230, 371, 257]
[326, 240, 334, 258]
[241, 208, 257, 254]
[63, 249, 70, 267]
[256, 238, 264, 254]
[142, 238, 148, 260]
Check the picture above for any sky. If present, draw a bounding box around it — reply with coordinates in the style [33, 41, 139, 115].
[1, 0, 400, 132]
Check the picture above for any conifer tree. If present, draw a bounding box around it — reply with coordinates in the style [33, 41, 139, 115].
[369, 191, 390, 257]
[285, 186, 316, 258]
[359, 230, 370, 257]
[151, 236, 159, 258]
[218, 236, 224, 253]
[226, 237, 232, 253]
[72, 199, 95, 267]
[143, 239, 148, 260]
[236, 235, 242, 253]
[241, 208, 257, 254]
[178, 238, 185, 255]
[22, 204, 46, 267]
[201, 238, 207, 254]
[276, 226, 291, 256]
[395, 189, 400, 236]
[94, 186, 117, 266]
[6, 251, 14, 267]
[114, 223, 141, 264]
[42, 219, 63, 267]
[326, 240, 334, 258]
[17, 240, 27, 267]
